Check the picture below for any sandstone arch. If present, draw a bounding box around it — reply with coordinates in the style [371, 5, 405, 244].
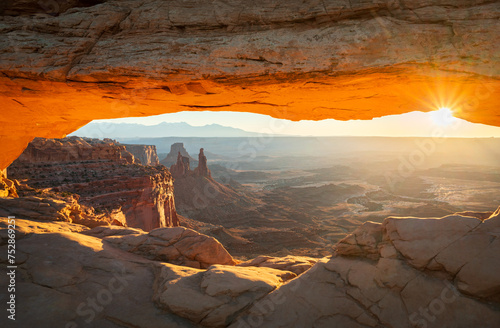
[1, 0, 499, 169]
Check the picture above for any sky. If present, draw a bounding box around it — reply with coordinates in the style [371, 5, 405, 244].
[93, 108, 500, 138]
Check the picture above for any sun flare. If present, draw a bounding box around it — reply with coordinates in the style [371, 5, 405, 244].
[430, 107, 458, 127]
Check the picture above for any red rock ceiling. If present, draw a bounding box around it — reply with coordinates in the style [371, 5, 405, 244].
[0, 0, 499, 170]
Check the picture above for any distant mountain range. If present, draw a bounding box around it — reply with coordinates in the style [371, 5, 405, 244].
[70, 122, 273, 138]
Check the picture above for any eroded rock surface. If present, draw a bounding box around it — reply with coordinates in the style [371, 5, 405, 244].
[9, 137, 180, 230]
[0, 217, 196, 328]
[1, 208, 500, 328]
[0, 182, 126, 227]
[161, 143, 196, 168]
[154, 264, 295, 327]
[194, 148, 211, 178]
[238, 255, 318, 275]
[124, 144, 160, 166]
[232, 209, 500, 327]
[82, 225, 237, 269]
[0, 0, 499, 169]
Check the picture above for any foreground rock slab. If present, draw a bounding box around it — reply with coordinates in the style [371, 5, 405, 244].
[154, 264, 295, 327]
[82, 225, 237, 269]
[1, 207, 500, 328]
[231, 209, 500, 327]
[238, 255, 318, 275]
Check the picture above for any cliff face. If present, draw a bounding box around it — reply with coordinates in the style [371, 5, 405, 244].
[123, 144, 160, 166]
[8, 137, 179, 231]
[0, 0, 499, 170]
[15, 137, 133, 164]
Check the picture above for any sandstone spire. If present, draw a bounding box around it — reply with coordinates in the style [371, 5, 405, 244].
[194, 148, 211, 177]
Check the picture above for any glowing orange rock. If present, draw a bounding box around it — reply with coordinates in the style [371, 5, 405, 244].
[0, 0, 499, 169]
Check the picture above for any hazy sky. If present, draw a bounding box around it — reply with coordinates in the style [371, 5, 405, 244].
[95, 108, 500, 137]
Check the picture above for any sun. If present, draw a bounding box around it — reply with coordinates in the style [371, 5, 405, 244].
[430, 107, 458, 127]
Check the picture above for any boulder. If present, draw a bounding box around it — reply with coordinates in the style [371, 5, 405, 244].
[154, 264, 295, 327]
[83, 225, 237, 269]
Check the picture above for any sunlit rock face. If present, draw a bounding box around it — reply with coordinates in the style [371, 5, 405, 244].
[123, 144, 160, 166]
[0, 0, 499, 169]
[8, 137, 180, 231]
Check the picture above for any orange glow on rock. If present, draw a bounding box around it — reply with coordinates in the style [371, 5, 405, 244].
[0, 66, 499, 170]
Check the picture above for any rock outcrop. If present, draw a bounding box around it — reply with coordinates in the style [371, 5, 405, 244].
[170, 152, 192, 179]
[82, 225, 236, 269]
[0, 191, 126, 228]
[0, 170, 17, 198]
[14, 137, 134, 164]
[8, 137, 180, 231]
[1, 0, 499, 170]
[0, 217, 198, 328]
[154, 264, 295, 327]
[161, 143, 196, 167]
[231, 209, 500, 328]
[0, 177, 126, 228]
[170, 148, 211, 179]
[168, 146, 246, 220]
[123, 144, 160, 166]
[194, 148, 211, 178]
[1, 208, 499, 328]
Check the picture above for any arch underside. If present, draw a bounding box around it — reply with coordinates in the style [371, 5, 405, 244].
[0, 0, 499, 169]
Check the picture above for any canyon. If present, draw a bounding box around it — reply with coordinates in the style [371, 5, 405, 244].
[0, 0, 499, 327]
[1, 138, 499, 328]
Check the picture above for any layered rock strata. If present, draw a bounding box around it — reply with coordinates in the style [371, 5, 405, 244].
[8, 137, 180, 230]
[1, 0, 499, 169]
[123, 144, 160, 166]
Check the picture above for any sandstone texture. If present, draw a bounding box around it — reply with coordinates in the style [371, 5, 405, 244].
[1, 208, 500, 327]
[0, 0, 499, 169]
[0, 217, 198, 328]
[169, 146, 255, 224]
[14, 137, 134, 164]
[82, 225, 236, 269]
[238, 255, 318, 275]
[154, 264, 295, 327]
[171, 148, 211, 179]
[124, 143, 160, 166]
[194, 148, 211, 178]
[0, 180, 127, 227]
[9, 137, 180, 231]
[0, 171, 17, 198]
[231, 209, 500, 328]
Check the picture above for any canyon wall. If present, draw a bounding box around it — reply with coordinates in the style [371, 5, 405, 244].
[14, 137, 133, 164]
[0, 0, 499, 169]
[124, 144, 160, 166]
[8, 137, 179, 231]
